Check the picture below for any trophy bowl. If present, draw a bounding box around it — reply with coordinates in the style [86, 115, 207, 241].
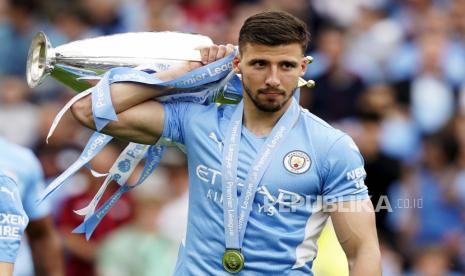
[26, 31, 213, 92]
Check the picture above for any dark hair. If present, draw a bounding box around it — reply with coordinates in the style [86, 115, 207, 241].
[238, 11, 310, 54]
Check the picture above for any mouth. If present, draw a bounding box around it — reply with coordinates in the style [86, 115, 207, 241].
[258, 89, 285, 97]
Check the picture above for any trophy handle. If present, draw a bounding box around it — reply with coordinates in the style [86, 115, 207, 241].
[26, 32, 53, 88]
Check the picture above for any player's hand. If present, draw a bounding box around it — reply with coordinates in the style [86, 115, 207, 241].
[188, 44, 235, 71]
[151, 44, 235, 81]
[0, 175, 29, 264]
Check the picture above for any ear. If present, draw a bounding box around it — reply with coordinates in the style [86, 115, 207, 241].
[299, 58, 308, 77]
[233, 56, 241, 73]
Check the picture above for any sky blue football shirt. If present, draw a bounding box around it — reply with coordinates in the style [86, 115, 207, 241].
[0, 138, 51, 221]
[161, 101, 368, 275]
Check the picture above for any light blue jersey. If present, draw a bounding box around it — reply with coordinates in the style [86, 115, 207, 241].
[0, 138, 50, 220]
[0, 172, 28, 263]
[0, 138, 51, 275]
[162, 102, 369, 275]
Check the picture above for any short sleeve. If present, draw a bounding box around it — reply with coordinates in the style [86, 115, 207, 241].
[21, 154, 51, 220]
[161, 102, 195, 146]
[321, 134, 369, 202]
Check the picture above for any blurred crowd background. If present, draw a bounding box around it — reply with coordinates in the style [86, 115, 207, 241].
[1, 0, 465, 275]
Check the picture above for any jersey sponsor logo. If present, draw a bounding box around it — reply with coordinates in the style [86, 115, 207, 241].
[196, 164, 306, 216]
[283, 151, 311, 174]
[346, 166, 367, 189]
[0, 213, 27, 240]
[208, 132, 223, 151]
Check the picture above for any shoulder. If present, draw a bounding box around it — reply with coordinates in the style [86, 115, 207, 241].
[0, 139, 36, 161]
[298, 107, 362, 167]
[162, 102, 222, 117]
[298, 107, 349, 152]
[0, 139, 41, 176]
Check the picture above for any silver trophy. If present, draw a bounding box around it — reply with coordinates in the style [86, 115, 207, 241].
[26, 31, 214, 92]
[26, 31, 314, 92]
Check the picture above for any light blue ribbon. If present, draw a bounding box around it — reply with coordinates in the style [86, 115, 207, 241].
[42, 50, 247, 239]
[73, 144, 166, 240]
[38, 132, 113, 204]
[222, 98, 300, 250]
[90, 50, 238, 131]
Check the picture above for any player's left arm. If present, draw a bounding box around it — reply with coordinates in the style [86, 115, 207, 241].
[330, 199, 381, 276]
[321, 134, 381, 275]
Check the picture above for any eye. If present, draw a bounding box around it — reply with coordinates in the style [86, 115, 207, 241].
[281, 62, 296, 70]
[252, 60, 266, 68]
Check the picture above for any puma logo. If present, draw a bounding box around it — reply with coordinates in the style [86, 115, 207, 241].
[209, 132, 223, 151]
[0, 186, 15, 202]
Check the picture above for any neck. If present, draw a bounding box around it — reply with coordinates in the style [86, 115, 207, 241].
[242, 98, 292, 137]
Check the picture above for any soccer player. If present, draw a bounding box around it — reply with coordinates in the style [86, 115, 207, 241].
[0, 172, 28, 276]
[0, 137, 64, 276]
[71, 11, 381, 275]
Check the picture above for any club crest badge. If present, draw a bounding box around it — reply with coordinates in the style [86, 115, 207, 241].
[283, 151, 311, 174]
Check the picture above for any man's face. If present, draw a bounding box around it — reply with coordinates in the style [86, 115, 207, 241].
[233, 43, 307, 112]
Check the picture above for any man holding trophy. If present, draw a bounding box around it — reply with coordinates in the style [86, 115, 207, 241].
[51, 11, 380, 275]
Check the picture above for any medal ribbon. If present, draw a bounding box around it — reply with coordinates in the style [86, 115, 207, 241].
[221, 97, 300, 250]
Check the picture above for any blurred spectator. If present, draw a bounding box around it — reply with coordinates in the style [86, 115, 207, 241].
[77, 0, 129, 35]
[302, 24, 366, 123]
[349, 110, 401, 235]
[388, 7, 465, 87]
[311, 0, 388, 27]
[391, 0, 445, 40]
[0, 0, 66, 76]
[50, 2, 101, 41]
[157, 148, 189, 244]
[145, 0, 186, 32]
[176, 0, 231, 42]
[97, 167, 178, 276]
[388, 132, 464, 263]
[391, 31, 458, 134]
[0, 137, 64, 276]
[262, 0, 324, 51]
[34, 143, 88, 220]
[379, 237, 404, 276]
[406, 246, 462, 276]
[0, 76, 39, 147]
[448, 0, 465, 42]
[223, 3, 265, 45]
[58, 144, 133, 276]
[36, 102, 83, 147]
[346, 4, 404, 83]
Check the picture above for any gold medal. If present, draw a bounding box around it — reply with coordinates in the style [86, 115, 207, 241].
[222, 249, 244, 273]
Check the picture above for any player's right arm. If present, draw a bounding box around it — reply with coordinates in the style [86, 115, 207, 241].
[71, 44, 234, 144]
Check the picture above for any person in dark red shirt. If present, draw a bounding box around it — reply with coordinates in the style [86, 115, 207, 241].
[58, 145, 133, 276]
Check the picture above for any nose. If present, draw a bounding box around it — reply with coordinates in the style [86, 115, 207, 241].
[265, 67, 280, 87]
